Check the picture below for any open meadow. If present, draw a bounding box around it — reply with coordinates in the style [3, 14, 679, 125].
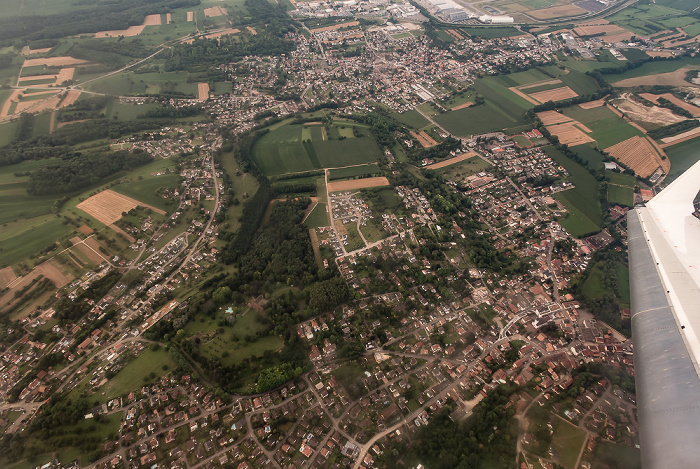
[544, 145, 603, 237]
[252, 122, 382, 176]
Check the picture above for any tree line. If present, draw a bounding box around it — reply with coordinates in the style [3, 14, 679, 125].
[27, 149, 153, 195]
[0, 0, 200, 45]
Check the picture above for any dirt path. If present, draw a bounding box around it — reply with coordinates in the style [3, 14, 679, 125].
[308, 229, 324, 269]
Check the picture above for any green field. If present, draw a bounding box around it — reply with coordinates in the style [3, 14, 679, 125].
[561, 105, 643, 149]
[328, 163, 381, 181]
[460, 27, 522, 38]
[608, 4, 697, 35]
[0, 159, 80, 267]
[219, 150, 261, 232]
[608, 185, 634, 206]
[88, 70, 198, 97]
[664, 136, 700, 183]
[252, 123, 381, 176]
[571, 144, 605, 170]
[191, 309, 284, 366]
[607, 56, 700, 82]
[591, 441, 641, 469]
[0, 119, 19, 147]
[545, 146, 602, 237]
[392, 110, 430, 129]
[551, 417, 587, 468]
[606, 171, 637, 187]
[0, 215, 74, 268]
[112, 173, 180, 211]
[99, 348, 176, 400]
[583, 260, 629, 305]
[304, 202, 329, 228]
[434, 75, 534, 136]
[434, 155, 492, 180]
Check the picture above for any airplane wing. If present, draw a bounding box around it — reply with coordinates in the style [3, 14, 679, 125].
[628, 160, 700, 468]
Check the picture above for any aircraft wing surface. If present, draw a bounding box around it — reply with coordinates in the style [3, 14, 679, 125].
[628, 160, 700, 468]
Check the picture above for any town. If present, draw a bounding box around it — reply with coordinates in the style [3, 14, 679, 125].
[3, 0, 700, 467]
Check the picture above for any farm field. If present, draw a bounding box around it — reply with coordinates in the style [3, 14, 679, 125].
[560, 104, 644, 149]
[76, 190, 165, 225]
[328, 163, 381, 181]
[664, 136, 700, 183]
[327, 177, 390, 193]
[252, 123, 381, 176]
[544, 145, 603, 237]
[0, 159, 80, 267]
[424, 152, 478, 170]
[606, 56, 700, 82]
[604, 136, 667, 179]
[434, 70, 598, 136]
[86, 71, 199, 97]
[571, 144, 605, 170]
[607, 4, 697, 36]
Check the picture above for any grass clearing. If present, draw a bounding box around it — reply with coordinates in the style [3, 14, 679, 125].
[606, 171, 637, 187]
[544, 145, 602, 237]
[391, 110, 430, 128]
[112, 173, 180, 212]
[304, 202, 329, 228]
[591, 441, 641, 469]
[608, 185, 634, 207]
[551, 417, 586, 468]
[434, 75, 533, 135]
[99, 348, 176, 400]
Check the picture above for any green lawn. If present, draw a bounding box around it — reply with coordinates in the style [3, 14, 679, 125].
[345, 223, 365, 251]
[608, 185, 634, 207]
[582, 263, 608, 299]
[545, 146, 602, 237]
[98, 349, 176, 400]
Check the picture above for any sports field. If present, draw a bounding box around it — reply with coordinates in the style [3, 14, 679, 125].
[252, 123, 382, 176]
